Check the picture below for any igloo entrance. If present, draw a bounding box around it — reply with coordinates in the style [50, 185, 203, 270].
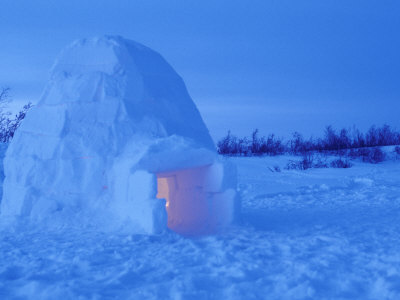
[156, 164, 236, 235]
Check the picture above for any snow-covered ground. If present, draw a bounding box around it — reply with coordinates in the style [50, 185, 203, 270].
[1, 152, 400, 299]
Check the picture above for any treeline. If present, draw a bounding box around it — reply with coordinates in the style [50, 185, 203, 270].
[217, 125, 400, 156]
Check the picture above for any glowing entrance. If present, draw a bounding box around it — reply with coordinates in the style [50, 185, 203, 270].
[156, 164, 236, 235]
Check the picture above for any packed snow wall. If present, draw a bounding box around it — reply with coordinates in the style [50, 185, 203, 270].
[0, 36, 238, 234]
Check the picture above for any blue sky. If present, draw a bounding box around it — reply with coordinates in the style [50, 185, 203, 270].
[1, 0, 399, 140]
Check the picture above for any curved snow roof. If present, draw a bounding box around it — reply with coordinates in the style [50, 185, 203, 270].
[46, 35, 215, 150]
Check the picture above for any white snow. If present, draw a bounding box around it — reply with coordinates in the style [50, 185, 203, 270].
[0, 36, 237, 234]
[1, 150, 400, 298]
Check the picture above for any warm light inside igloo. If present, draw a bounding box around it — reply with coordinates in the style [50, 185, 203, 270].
[156, 163, 236, 235]
[156, 177, 170, 208]
[156, 165, 220, 235]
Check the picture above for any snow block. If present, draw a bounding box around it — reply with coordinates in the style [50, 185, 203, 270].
[0, 36, 238, 235]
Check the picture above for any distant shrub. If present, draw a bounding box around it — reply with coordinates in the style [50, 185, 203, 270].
[301, 153, 314, 170]
[395, 146, 400, 155]
[285, 153, 346, 170]
[285, 153, 314, 170]
[330, 158, 353, 168]
[323, 126, 345, 151]
[217, 129, 285, 156]
[1, 103, 32, 142]
[350, 147, 385, 164]
[313, 154, 329, 168]
[217, 131, 236, 155]
[251, 129, 285, 156]
[348, 148, 359, 159]
[285, 160, 304, 170]
[364, 147, 385, 164]
[289, 132, 315, 155]
[0, 88, 32, 143]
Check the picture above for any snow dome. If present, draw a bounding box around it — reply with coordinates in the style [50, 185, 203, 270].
[0, 36, 238, 235]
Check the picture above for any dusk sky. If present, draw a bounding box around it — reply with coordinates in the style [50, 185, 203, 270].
[1, 0, 399, 141]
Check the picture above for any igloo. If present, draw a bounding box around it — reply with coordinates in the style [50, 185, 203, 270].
[0, 36, 239, 235]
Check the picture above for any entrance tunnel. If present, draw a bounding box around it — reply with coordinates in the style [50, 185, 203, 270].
[156, 164, 236, 235]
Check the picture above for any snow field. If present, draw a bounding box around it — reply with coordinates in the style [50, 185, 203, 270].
[1, 155, 400, 299]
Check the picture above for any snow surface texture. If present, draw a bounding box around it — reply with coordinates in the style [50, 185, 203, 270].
[1, 154, 400, 299]
[0, 36, 237, 234]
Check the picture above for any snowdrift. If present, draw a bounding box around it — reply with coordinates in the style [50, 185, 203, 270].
[0, 36, 238, 235]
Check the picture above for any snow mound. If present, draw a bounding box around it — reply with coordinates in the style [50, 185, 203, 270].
[0, 36, 238, 234]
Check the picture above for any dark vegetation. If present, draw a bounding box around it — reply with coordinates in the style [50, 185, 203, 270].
[218, 125, 400, 168]
[0, 87, 32, 143]
[218, 129, 285, 156]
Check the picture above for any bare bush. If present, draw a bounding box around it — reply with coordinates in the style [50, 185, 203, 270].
[313, 154, 329, 168]
[364, 147, 386, 164]
[218, 129, 284, 156]
[394, 146, 400, 155]
[217, 131, 236, 155]
[349, 147, 386, 164]
[330, 158, 353, 168]
[285, 153, 315, 170]
[0, 88, 32, 143]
